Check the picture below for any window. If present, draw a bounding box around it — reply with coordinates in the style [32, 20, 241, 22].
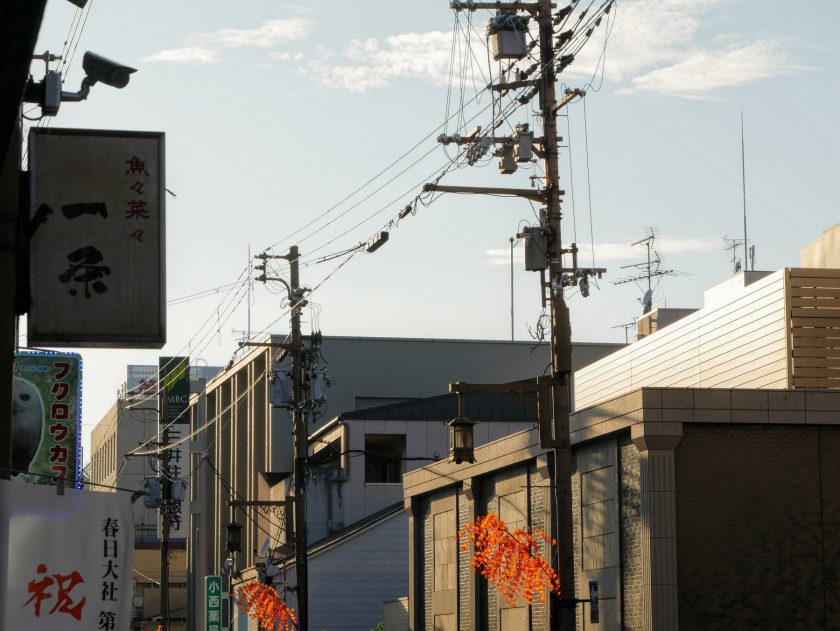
[364, 434, 405, 483]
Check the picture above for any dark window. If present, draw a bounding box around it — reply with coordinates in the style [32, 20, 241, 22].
[364, 434, 406, 483]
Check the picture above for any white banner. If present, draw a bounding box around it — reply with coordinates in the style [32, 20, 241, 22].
[0, 480, 134, 630]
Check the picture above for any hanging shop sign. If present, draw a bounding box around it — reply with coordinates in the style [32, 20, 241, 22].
[0, 479, 134, 630]
[28, 128, 165, 348]
[11, 351, 81, 484]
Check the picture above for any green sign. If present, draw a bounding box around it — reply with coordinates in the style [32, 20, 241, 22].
[159, 356, 190, 424]
[206, 575, 223, 631]
[12, 351, 81, 484]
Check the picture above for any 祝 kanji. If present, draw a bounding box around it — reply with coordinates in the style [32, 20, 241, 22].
[58, 246, 111, 297]
[23, 563, 87, 621]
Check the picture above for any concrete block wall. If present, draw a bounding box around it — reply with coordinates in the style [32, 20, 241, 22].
[618, 435, 643, 631]
[675, 423, 840, 629]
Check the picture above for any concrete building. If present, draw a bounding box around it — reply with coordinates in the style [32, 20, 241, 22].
[404, 267, 840, 630]
[246, 390, 539, 631]
[185, 335, 621, 630]
[89, 363, 221, 631]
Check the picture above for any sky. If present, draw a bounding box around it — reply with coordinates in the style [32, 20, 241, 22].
[24, 0, 840, 460]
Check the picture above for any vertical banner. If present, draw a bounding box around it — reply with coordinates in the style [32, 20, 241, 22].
[1, 480, 134, 630]
[159, 356, 190, 536]
[11, 351, 81, 484]
[28, 128, 165, 348]
[158, 356, 189, 424]
[205, 575, 223, 631]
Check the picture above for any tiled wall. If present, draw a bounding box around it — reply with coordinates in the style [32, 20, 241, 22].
[675, 423, 840, 629]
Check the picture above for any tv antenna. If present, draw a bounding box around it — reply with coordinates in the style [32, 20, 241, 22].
[723, 236, 754, 274]
[611, 319, 637, 344]
[613, 228, 688, 314]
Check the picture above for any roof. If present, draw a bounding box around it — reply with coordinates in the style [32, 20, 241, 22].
[339, 388, 539, 423]
[273, 501, 404, 569]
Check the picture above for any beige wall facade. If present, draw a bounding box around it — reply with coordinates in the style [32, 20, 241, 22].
[405, 386, 840, 630]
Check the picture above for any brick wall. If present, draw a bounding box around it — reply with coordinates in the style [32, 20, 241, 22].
[619, 434, 642, 631]
[530, 463, 548, 631]
[422, 497, 433, 630]
[571, 459, 581, 630]
[675, 424, 840, 629]
[458, 485, 471, 631]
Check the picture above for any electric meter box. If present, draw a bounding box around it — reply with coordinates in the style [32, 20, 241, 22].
[490, 30, 527, 60]
[523, 227, 549, 271]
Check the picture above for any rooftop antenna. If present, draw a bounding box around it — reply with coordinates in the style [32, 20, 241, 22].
[723, 236, 745, 275]
[611, 319, 637, 344]
[613, 228, 688, 314]
[741, 110, 750, 271]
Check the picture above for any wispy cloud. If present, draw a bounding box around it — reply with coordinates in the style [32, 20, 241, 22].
[144, 47, 218, 65]
[484, 236, 720, 266]
[144, 18, 310, 65]
[628, 40, 802, 97]
[304, 31, 456, 91]
[187, 18, 310, 49]
[568, 0, 802, 96]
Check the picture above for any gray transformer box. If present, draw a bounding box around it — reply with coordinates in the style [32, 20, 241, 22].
[490, 30, 527, 60]
[523, 227, 549, 271]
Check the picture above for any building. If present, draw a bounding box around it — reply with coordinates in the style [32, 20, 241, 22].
[404, 267, 840, 630]
[249, 389, 539, 631]
[186, 335, 621, 630]
[89, 363, 221, 631]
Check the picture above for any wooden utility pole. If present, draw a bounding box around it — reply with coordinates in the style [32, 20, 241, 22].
[159, 425, 171, 631]
[288, 245, 310, 631]
[535, 1, 576, 627]
[430, 2, 609, 627]
[256, 245, 308, 628]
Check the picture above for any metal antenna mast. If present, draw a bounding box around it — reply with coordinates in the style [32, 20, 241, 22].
[613, 228, 686, 314]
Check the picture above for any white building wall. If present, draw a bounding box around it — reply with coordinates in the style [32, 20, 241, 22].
[574, 270, 789, 409]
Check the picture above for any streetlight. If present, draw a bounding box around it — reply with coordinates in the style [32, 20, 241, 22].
[225, 522, 242, 554]
[448, 391, 477, 464]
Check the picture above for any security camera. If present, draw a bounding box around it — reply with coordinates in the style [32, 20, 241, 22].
[24, 50, 137, 116]
[82, 52, 136, 89]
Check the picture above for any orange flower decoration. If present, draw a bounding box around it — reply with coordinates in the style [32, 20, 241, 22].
[235, 581, 297, 630]
[458, 513, 560, 606]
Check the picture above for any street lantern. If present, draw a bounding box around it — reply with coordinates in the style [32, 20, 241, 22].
[448, 392, 477, 464]
[225, 521, 242, 554]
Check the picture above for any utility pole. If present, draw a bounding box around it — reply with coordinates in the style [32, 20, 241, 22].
[289, 245, 310, 631]
[159, 425, 171, 631]
[255, 245, 309, 630]
[535, 1, 576, 625]
[430, 2, 613, 627]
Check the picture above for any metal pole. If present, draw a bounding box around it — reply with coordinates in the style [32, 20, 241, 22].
[289, 245, 309, 631]
[160, 423, 171, 631]
[0, 125, 20, 484]
[537, 0, 576, 627]
[510, 237, 515, 341]
[741, 110, 749, 271]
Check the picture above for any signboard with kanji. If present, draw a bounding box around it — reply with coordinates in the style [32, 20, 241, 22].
[11, 351, 81, 484]
[205, 575, 223, 631]
[0, 479, 134, 629]
[159, 356, 190, 424]
[28, 128, 165, 348]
